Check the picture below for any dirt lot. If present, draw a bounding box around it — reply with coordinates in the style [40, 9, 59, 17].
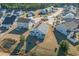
[28, 24, 58, 56]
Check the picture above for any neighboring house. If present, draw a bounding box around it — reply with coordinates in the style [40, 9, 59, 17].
[30, 23, 49, 39]
[1, 15, 17, 29]
[55, 20, 79, 35]
[63, 5, 77, 16]
[14, 10, 23, 16]
[69, 5, 77, 14]
[17, 17, 35, 30]
[45, 7, 53, 13]
[50, 6, 54, 10]
[62, 13, 75, 19]
[27, 11, 35, 17]
[39, 9, 47, 15]
[55, 19, 79, 43]
[75, 9, 79, 19]
[16, 17, 31, 29]
[0, 9, 7, 20]
[6, 9, 15, 16]
[0, 15, 17, 33]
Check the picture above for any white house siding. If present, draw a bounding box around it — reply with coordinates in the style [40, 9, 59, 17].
[17, 22, 28, 29]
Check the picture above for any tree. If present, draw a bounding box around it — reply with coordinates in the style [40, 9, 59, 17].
[20, 35, 25, 43]
[57, 40, 69, 56]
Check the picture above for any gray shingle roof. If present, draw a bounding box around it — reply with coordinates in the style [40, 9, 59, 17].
[37, 23, 49, 34]
[63, 21, 78, 31]
[57, 19, 79, 31]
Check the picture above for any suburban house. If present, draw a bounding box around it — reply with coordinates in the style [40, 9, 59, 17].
[45, 7, 53, 13]
[68, 5, 77, 14]
[62, 12, 75, 20]
[39, 9, 47, 15]
[63, 5, 77, 13]
[16, 17, 31, 29]
[75, 9, 79, 19]
[27, 11, 35, 17]
[0, 15, 17, 29]
[30, 23, 49, 40]
[0, 15, 17, 34]
[14, 10, 23, 16]
[17, 17, 36, 30]
[55, 19, 79, 43]
[6, 9, 15, 16]
[0, 9, 7, 20]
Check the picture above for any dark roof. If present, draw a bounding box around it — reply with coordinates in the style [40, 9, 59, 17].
[0, 26, 8, 33]
[57, 19, 79, 31]
[17, 18, 31, 23]
[9, 27, 28, 34]
[6, 9, 12, 13]
[2, 15, 17, 25]
[0, 13, 3, 18]
[40, 9, 47, 14]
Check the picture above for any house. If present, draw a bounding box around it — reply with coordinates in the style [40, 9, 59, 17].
[27, 11, 35, 17]
[39, 9, 47, 15]
[14, 10, 23, 16]
[0, 9, 7, 20]
[75, 9, 79, 19]
[30, 23, 49, 39]
[45, 7, 53, 13]
[6, 9, 15, 16]
[55, 19, 79, 43]
[1, 15, 17, 29]
[63, 5, 77, 16]
[50, 6, 54, 10]
[55, 19, 79, 35]
[17, 17, 35, 30]
[16, 17, 31, 29]
[62, 13, 75, 19]
[69, 5, 77, 14]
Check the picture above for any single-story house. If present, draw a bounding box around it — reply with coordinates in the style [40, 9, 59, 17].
[30, 23, 49, 39]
